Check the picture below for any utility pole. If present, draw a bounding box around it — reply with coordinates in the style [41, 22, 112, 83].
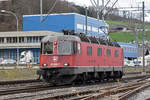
[40, 0, 43, 22]
[97, 0, 100, 20]
[142, 1, 145, 73]
[1, 10, 19, 67]
[85, 7, 88, 34]
[102, 0, 104, 20]
[135, 26, 139, 65]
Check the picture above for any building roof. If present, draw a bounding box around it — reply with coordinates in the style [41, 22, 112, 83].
[0, 31, 61, 37]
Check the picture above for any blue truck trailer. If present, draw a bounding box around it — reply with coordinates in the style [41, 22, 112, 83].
[23, 13, 108, 38]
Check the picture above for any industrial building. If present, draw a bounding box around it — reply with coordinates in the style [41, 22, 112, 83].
[0, 31, 60, 63]
[23, 13, 108, 38]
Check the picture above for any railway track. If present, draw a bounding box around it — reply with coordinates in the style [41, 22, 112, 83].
[0, 79, 42, 85]
[39, 79, 150, 100]
[0, 74, 150, 100]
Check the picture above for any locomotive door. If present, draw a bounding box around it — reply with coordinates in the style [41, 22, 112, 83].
[103, 48, 106, 66]
[87, 46, 92, 67]
[75, 42, 82, 66]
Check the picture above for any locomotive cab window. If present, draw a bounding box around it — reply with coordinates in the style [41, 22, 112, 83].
[107, 49, 111, 57]
[115, 50, 119, 57]
[58, 40, 72, 55]
[43, 42, 53, 54]
[87, 46, 92, 56]
[98, 48, 102, 56]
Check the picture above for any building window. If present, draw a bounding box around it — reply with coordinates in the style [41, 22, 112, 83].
[27, 37, 32, 43]
[12, 37, 17, 43]
[115, 50, 119, 57]
[7, 37, 11, 43]
[19, 37, 24, 43]
[36, 37, 39, 42]
[39, 36, 43, 42]
[98, 48, 102, 56]
[0, 37, 4, 43]
[87, 46, 92, 56]
[107, 49, 111, 57]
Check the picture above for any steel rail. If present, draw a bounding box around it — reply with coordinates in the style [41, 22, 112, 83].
[118, 81, 150, 100]
[0, 79, 42, 85]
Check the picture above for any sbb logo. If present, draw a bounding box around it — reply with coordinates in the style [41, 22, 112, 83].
[52, 56, 58, 62]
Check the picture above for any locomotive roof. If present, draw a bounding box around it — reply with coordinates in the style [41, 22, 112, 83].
[42, 35, 81, 42]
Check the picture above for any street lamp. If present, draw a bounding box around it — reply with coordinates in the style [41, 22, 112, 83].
[1, 10, 19, 31]
[0, 10, 19, 66]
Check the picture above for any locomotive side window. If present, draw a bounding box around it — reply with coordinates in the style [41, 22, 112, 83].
[107, 49, 111, 57]
[72, 41, 77, 54]
[87, 46, 92, 56]
[115, 50, 119, 57]
[58, 41, 71, 55]
[98, 48, 102, 56]
[77, 43, 81, 54]
[43, 42, 53, 54]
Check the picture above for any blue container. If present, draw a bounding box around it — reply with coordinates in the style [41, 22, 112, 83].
[23, 13, 108, 38]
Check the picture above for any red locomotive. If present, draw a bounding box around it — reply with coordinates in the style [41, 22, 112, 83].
[37, 34, 124, 85]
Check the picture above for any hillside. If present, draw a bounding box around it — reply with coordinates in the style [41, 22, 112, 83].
[107, 20, 150, 43]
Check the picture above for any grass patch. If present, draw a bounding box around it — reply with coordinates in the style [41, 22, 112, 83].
[109, 31, 150, 42]
[106, 20, 150, 29]
[124, 67, 150, 73]
[109, 31, 136, 42]
[0, 68, 38, 81]
[105, 20, 129, 26]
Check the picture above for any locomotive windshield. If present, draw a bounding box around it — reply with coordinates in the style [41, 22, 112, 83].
[43, 42, 53, 54]
[58, 41, 72, 55]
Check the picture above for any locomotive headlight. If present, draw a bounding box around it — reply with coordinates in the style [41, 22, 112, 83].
[43, 63, 47, 67]
[64, 63, 69, 66]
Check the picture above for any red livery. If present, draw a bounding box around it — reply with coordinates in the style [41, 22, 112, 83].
[37, 35, 124, 85]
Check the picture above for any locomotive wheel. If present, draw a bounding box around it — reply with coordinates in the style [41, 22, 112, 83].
[43, 73, 77, 85]
[113, 71, 123, 81]
[54, 75, 77, 85]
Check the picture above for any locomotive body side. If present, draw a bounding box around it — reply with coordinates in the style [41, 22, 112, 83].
[37, 35, 124, 84]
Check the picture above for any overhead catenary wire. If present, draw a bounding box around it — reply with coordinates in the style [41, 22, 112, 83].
[99, 0, 111, 15]
[90, 0, 97, 8]
[104, 0, 119, 17]
[41, 0, 58, 23]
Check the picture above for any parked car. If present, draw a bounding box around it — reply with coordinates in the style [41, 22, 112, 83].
[1, 59, 16, 64]
[124, 59, 135, 67]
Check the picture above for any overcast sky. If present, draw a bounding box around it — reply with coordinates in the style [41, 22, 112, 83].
[67, 0, 150, 10]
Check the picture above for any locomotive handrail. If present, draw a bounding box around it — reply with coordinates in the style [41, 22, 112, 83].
[95, 38, 100, 45]
[86, 36, 91, 43]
